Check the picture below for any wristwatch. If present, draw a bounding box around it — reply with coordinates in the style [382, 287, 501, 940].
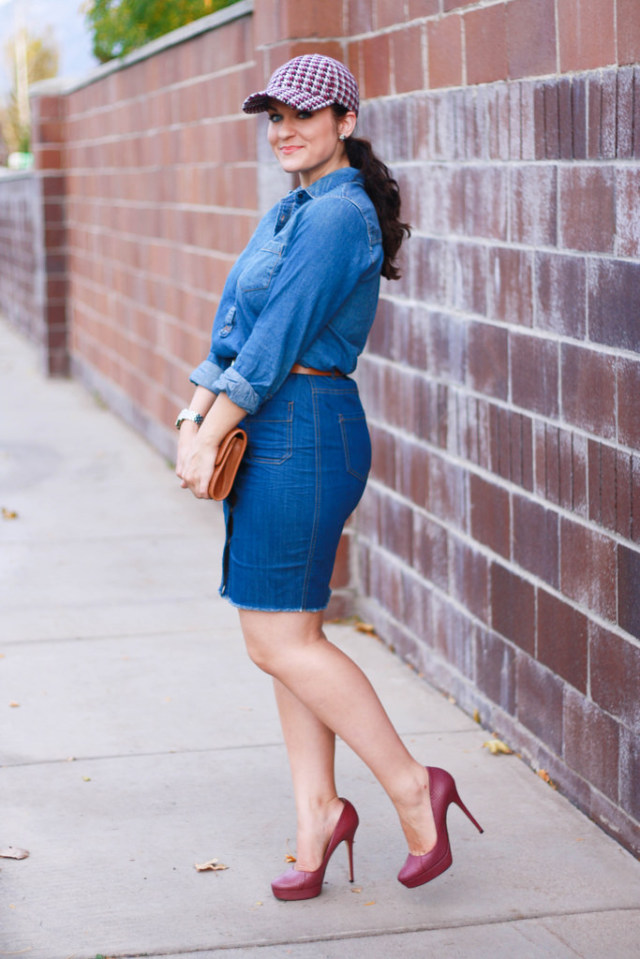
[175, 409, 204, 429]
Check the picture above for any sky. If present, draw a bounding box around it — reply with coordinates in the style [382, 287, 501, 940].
[0, 0, 99, 95]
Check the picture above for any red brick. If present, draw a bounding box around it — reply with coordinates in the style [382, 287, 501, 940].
[380, 497, 414, 566]
[558, 0, 616, 71]
[588, 441, 619, 532]
[346, 0, 375, 34]
[444, 0, 477, 11]
[425, 311, 466, 384]
[588, 259, 640, 353]
[283, 0, 344, 37]
[534, 253, 586, 338]
[590, 622, 640, 728]
[392, 23, 425, 94]
[470, 474, 510, 558]
[450, 241, 489, 313]
[489, 248, 533, 327]
[411, 236, 449, 304]
[513, 495, 559, 587]
[397, 437, 430, 507]
[560, 518, 617, 621]
[491, 563, 535, 653]
[561, 344, 616, 441]
[507, 0, 556, 79]
[476, 628, 516, 713]
[517, 655, 564, 754]
[618, 358, 640, 450]
[465, 4, 508, 86]
[433, 596, 475, 678]
[586, 70, 618, 160]
[618, 0, 640, 64]
[559, 167, 615, 254]
[563, 688, 620, 801]
[377, 0, 403, 29]
[618, 544, 640, 640]
[509, 165, 557, 246]
[427, 14, 463, 90]
[616, 168, 640, 257]
[408, 0, 440, 15]
[450, 537, 489, 624]
[428, 457, 467, 528]
[537, 590, 588, 691]
[464, 168, 508, 240]
[619, 725, 640, 823]
[467, 322, 508, 401]
[511, 332, 559, 418]
[413, 514, 449, 590]
[616, 67, 635, 159]
[361, 34, 392, 99]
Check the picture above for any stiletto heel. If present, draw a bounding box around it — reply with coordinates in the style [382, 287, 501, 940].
[397, 766, 483, 889]
[271, 798, 359, 901]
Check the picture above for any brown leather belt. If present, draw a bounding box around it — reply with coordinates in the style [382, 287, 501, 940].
[290, 363, 344, 377]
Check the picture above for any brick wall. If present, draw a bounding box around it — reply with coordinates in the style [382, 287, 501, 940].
[0, 172, 43, 351]
[342, 0, 640, 857]
[20, 0, 640, 854]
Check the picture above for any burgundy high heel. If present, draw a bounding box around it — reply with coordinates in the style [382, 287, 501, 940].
[271, 798, 359, 901]
[397, 766, 483, 888]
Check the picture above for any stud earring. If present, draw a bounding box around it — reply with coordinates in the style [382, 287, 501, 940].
[339, 134, 346, 141]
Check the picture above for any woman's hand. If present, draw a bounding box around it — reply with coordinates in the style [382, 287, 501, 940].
[175, 390, 246, 498]
[176, 423, 217, 498]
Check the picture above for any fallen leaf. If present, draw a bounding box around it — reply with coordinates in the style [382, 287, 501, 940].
[537, 769, 556, 788]
[0, 847, 29, 860]
[195, 858, 229, 872]
[2, 507, 18, 520]
[355, 622, 377, 635]
[351, 886, 363, 893]
[285, 854, 296, 863]
[483, 738, 513, 755]
[82, 776, 91, 782]
[9, 701, 20, 708]
[473, 708, 481, 724]
[364, 900, 376, 906]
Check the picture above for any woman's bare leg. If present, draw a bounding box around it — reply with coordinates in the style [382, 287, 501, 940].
[240, 609, 437, 861]
[272, 679, 345, 870]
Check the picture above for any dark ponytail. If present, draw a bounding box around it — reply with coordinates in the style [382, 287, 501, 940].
[333, 106, 411, 281]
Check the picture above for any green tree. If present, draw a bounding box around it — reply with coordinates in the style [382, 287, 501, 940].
[0, 28, 59, 154]
[84, 0, 241, 63]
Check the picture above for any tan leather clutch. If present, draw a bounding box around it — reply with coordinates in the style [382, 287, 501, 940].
[208, 427, 247, 500]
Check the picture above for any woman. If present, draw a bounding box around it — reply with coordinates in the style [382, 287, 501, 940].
[176, 54, 482, 900]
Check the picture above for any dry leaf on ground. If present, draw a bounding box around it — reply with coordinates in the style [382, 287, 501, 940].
[355, 622, 377, 635]
[537, 769, 556, 788]
[482, 738, 513, 755]
[0, 847, 29, 860]
[195, 858, 229, 872]
[2, 508, 18, 520]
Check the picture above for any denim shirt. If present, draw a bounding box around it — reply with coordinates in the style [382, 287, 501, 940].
[189, 166, 383, 414]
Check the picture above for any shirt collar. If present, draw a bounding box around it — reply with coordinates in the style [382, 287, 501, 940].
[294, 166, 362, 200]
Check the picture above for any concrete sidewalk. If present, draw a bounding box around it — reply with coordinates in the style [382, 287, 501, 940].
[1, 317, 639, 959]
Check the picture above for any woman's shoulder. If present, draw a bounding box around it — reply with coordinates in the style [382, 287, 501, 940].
[308, 174, 381, 244]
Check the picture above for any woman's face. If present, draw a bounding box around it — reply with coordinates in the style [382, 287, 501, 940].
[266, 101, 356, 187]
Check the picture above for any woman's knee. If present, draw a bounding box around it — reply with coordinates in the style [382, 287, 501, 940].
[239, 609, 324, 675]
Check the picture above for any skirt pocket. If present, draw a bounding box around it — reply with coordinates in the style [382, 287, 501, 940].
[244, 400, 294, 465]
[339, 413, 371, 483]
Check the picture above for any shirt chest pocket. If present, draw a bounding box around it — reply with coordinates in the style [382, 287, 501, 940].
[238, 240, 284, 293]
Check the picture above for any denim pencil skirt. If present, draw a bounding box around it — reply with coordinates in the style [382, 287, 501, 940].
[220, 372, 371, 611]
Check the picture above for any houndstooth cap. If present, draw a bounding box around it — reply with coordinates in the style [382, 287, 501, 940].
[242, 54, 359, 116]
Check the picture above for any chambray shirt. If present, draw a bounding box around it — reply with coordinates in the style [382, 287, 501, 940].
[189, 166, 383, 414]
